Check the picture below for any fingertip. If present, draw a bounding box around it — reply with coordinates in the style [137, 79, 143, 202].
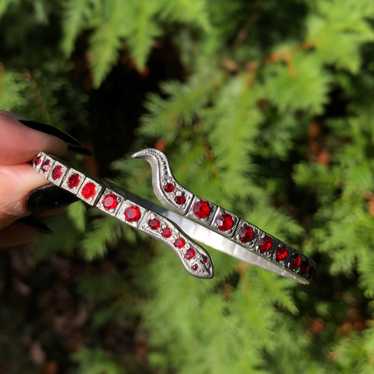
[0, 112, 68, 165]
[0, 164, 50, 227]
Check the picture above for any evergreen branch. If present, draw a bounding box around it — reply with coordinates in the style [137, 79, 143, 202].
[81, 217, 122, 260]
[61, 0, 95, 56]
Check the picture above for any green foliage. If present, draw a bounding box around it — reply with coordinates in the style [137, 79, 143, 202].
[307, 0, 374, 72]
[61, 0, 210, 86]
[81, 217, 123, 260]
[334, 326, 374, 374]
[67, 201, 86, 232]
[262, 51, 330, 114]
[73, 348, 122, 374]
[0, 0, 16, 17]
[1, 0, 374, 372]
[0, 69, 28, 110]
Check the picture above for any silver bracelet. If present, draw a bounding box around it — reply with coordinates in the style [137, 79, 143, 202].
[32, 148, 315, 284]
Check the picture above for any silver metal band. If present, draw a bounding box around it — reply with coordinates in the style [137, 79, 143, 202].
[32, 149, 315, 284]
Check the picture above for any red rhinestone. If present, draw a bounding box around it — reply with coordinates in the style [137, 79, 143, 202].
[202, 255, 209, 264]
[41, 159, 50, 172]
[102, 193, 119, 210]
[67, 173, 81, 189]
[175, 194, 186, 205]
[124, 205, 141, 222]
[33, 155, 42, 166]
[217, 213, 235, 231]
[259, 236, 273, 253]
[51, 165, 63, 180]
[148, 218, 161, 230]
[291, 255, 302, 269]
[81, 182, 97, 199]
[193, 200, 211, 219]
[174, 237, 186, 248]
[191, 264, 198, 271]
[239, 225, 255, 243]
[163, 182, 175, 193]
[161, 227, 172, 238]
[184, 248, 196, 260]
[275, 247, 289, 261]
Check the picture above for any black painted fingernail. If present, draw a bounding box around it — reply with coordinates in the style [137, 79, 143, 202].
[18, 119, 92, 156]
[19, 216, 52, 234]
[27, 185, 79, 214]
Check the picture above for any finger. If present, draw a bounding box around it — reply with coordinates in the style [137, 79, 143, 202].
[0, 112, 68, 165]
[0, 164, 49, 228]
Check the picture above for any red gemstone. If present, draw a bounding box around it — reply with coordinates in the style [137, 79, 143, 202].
[175, 194, 186, 205]
[163, 182, 175, 193]
[67, 173, 81, 188]
[41, 159, 50, 172]
[33, 155, 42, 166]
[102, 193, 119, 210]
[276, 247, 289, 261]
[239, 225, 255, 243]
[259, 236, 273, 253]
[202, 255, 209, 264]
[193, 200, 211, 219]
[161, 227, 172, 238]
[124, 205, 141, 222]
[81, 182, 97, 199]
[174, 237, 186, 248]
[291, 255, 302, 270]
[51, 165, 63, 180]
[184, 248, 196, 260]
[217, 213, 235, 231]
[148, 218, 161, 230]
[191, 264, 198, 271]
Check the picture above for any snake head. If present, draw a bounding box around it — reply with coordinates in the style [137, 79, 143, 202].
[132, 148, 213, 279]
[132, 148, 194, 214]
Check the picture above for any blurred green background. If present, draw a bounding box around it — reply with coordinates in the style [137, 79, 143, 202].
[1, 0, 374, 373]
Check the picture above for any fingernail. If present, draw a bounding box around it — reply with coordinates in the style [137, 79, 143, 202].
[18, 119, 92, 156]
[19, 216, 52, 234]
[27, 185, 79, 214]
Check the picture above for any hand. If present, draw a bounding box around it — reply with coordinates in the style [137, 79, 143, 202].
[0, 112, 79, 247]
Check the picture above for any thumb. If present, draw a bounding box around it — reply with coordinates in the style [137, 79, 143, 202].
[0, 164, 48, 229]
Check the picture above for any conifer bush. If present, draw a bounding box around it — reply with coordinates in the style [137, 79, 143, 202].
[1, 0, 374, 372]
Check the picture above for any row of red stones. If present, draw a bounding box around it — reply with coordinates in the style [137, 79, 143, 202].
[163, 186, 214, 227]
[162, 181, 313, 278]
[38, 155, 110, 212]
[162, 181, 186, 205]
[147, 217, 173, 239]
[148, 218, 208, 271]
[41, 155, 139, 221]
[146, 215, 205, 271]
[243, 224, 306, 273]
[191, 199, 236, 232]
[260, 235, 313, 277]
